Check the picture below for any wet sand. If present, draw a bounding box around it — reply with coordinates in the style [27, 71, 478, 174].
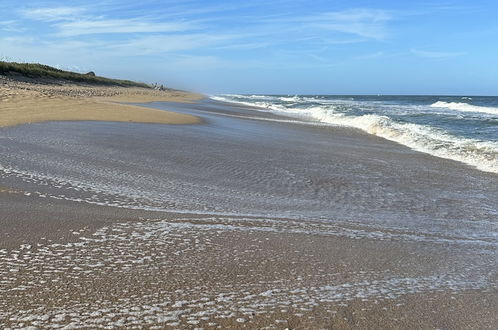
[0, 75, 201, 127]
[0, 98, 497, 329]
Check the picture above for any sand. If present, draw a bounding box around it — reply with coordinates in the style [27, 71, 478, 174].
[0, 186, 20, 194]
[1, 194, 496, 329]
[0, 75, 202, 127]
[1, 90, 497, 329]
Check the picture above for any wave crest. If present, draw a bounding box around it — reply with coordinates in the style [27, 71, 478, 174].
[211, 95, 498, 173]
[297, 107, 498, 173]
[430, 101, 498, 115]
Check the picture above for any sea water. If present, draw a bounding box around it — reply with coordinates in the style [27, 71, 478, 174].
[0, 98, 497, 248]
[212, 94, 498, 173]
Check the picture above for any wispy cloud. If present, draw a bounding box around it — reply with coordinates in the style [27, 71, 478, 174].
[103, 33, 236, 55]
[261, 8, 392, 40]
[213, 42, 270, 50]
[20, 6, 200, 37]
[354, 51, 385, 60]
[310, 9, 392, 40]
[16, 5, 392, 48]
[0, 19, 23, 32]
[56, 19, 198, 36]
[410, 48, 465, 58]
[21, 7, 85, 21]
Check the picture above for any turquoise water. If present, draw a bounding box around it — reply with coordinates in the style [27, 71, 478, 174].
[212, 94, 498, 173]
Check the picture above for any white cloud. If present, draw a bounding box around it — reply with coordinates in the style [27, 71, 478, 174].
[55, 19, 198, 36]
[410, 48, 465, 58]
[0, 20, 16, 26]
[0, 20, 23, 32]
[260, 8, 392, 40]
[20, 6, 200, 36]
[311, 9, 392, 40]
[21, 7, 85, 21]
[354, 51, 385, 60]
[101, 33, 236, 55]
[213, 41, 270, 50]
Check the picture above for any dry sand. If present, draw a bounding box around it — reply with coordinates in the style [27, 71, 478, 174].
[0, 75, 202, 127]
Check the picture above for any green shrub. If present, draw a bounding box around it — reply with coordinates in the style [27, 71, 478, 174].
[0, 61, 150, 88]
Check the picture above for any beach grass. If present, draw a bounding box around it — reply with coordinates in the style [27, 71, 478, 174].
[0, 61, 150, 88]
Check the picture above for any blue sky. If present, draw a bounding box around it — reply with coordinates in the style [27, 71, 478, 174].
[1, 0, 497, 95]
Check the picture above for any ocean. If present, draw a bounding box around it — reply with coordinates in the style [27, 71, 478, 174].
[1, 98, 496, 241]
[211, 94, 498, 173]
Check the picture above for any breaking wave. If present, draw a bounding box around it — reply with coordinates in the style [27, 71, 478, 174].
[431, 101, 498, 116]
[212, 95, 498, 174]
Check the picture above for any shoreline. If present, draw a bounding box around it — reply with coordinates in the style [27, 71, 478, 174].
[213, 94, 498, 175]
[1, 96, 497, 328]
[0, 75, 203, 128]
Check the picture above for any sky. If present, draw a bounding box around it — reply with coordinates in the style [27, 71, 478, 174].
[1, 0, 497, 95]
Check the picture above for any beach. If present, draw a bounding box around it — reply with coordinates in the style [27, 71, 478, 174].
[0, 75, 201, 127]
[1, 83, 497, 329]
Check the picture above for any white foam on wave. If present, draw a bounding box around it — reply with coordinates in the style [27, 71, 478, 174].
[212, 96, 498, 174]
[431, 101, 498, 115]
[211, 95, 288, 111]
[312, 111, 498, 173]
[278, 95, 302, 102]
[220, 94, 278, 101]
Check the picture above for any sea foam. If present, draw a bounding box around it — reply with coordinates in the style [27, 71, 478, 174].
[431, 101, 498, 115]
[294, 106, 498, 173]
[212, 95, 498, 174]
